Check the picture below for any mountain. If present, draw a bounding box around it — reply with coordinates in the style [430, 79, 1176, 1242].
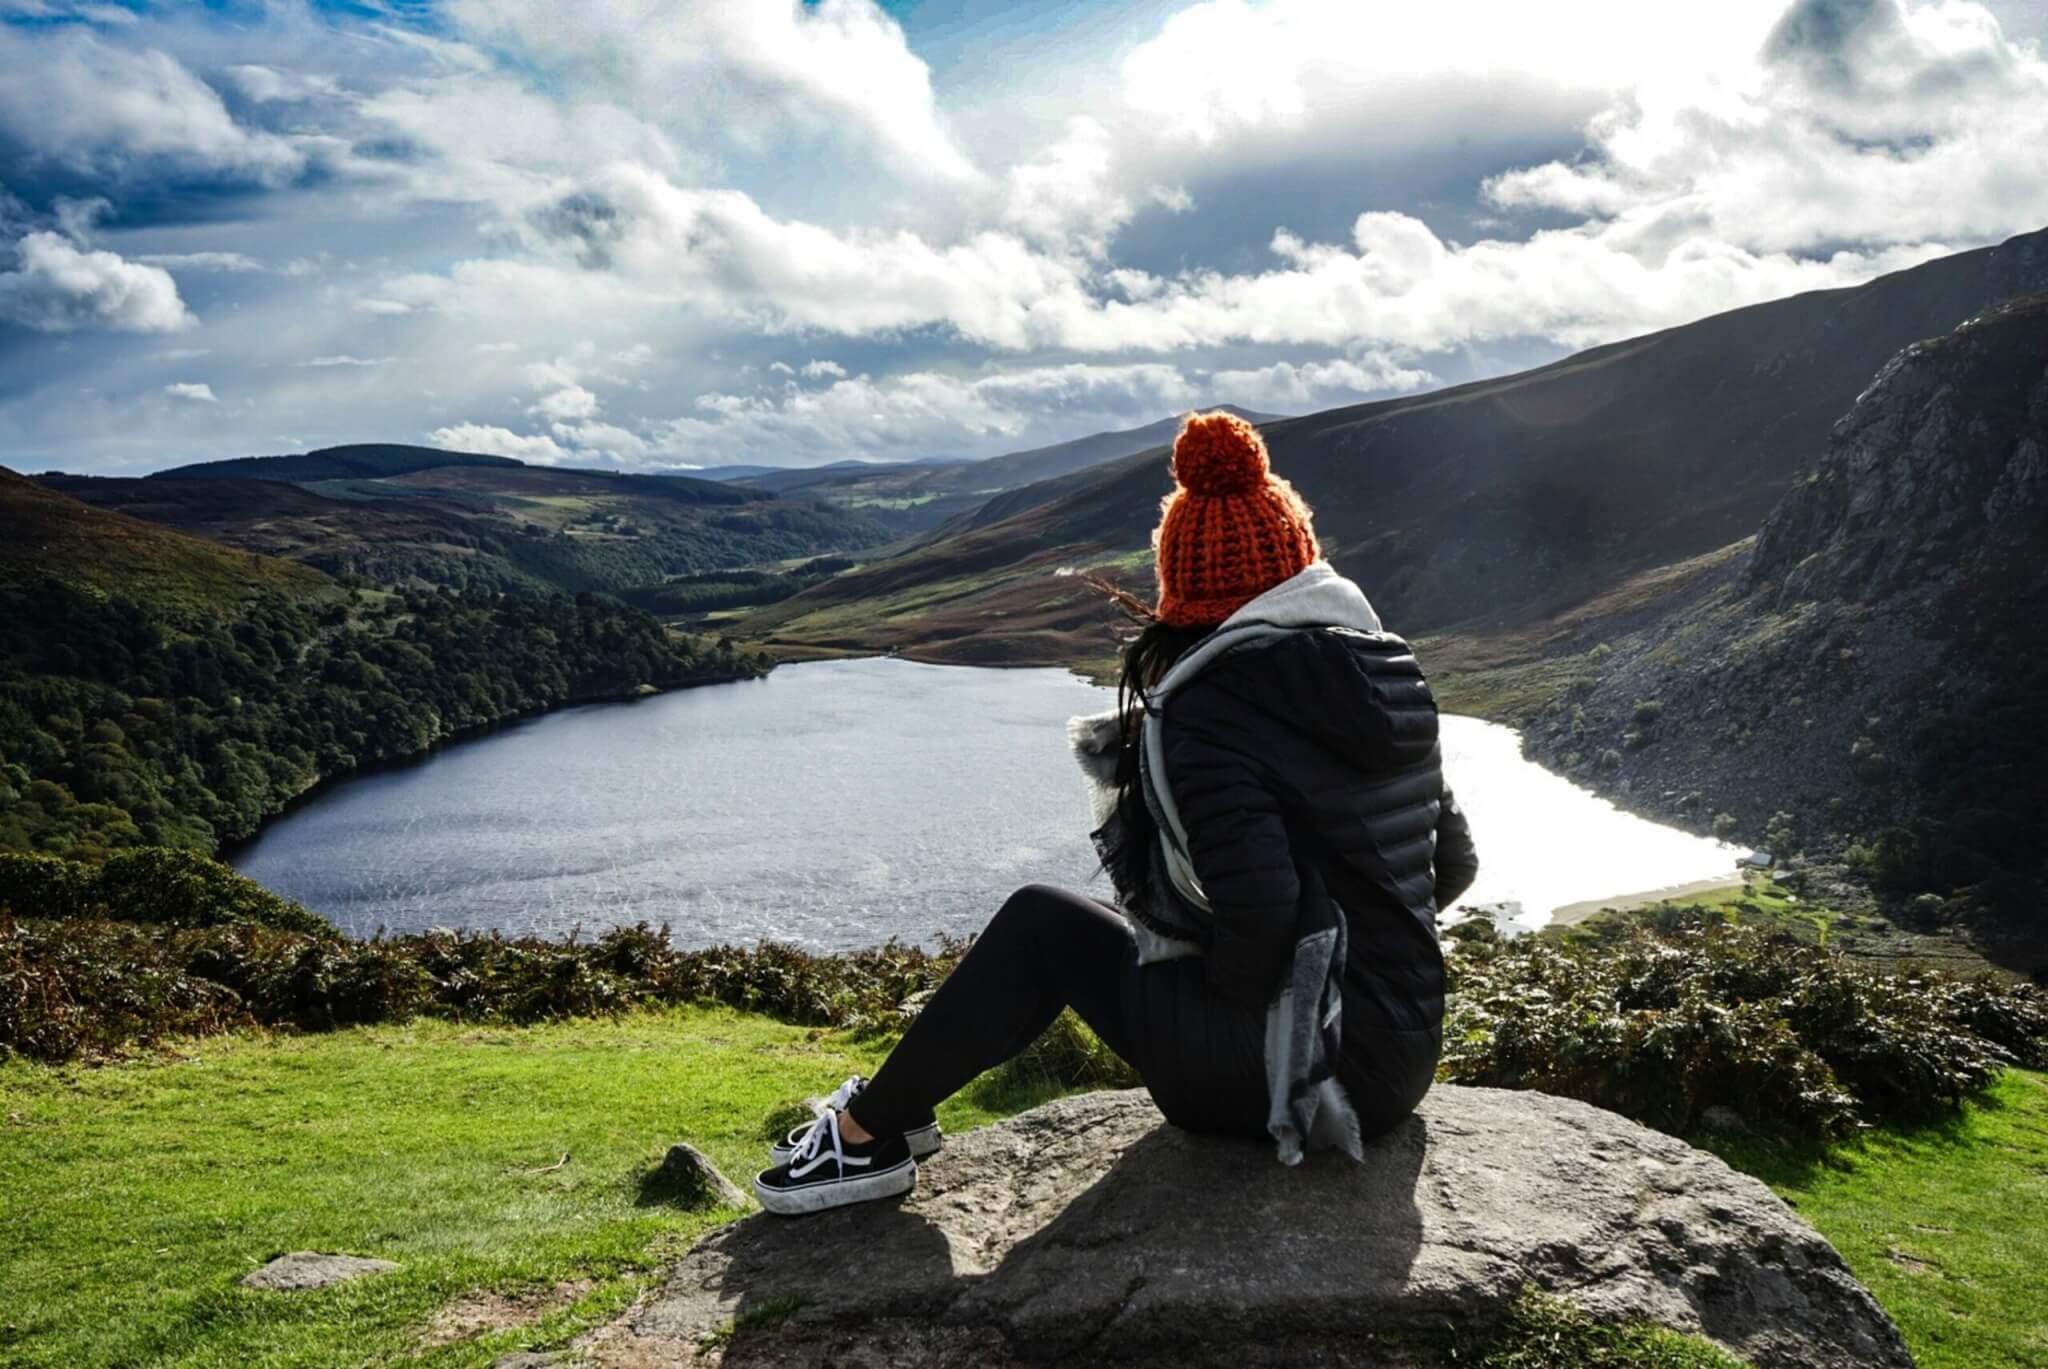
[723, 406, 1284, 536]
[43, 447, 892, 598]
[0, 466, 331, 625]
[150, 443, 522, 482]
[737, 228, 2048, 665]
[1502, 295, 2048, 943]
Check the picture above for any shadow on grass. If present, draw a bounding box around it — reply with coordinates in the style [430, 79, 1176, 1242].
[1697, 1089, 2001, 1190]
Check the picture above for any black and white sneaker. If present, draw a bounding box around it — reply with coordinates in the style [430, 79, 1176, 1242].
[768, 1076, 943, 1166]
[753, 1110, 917, 1216]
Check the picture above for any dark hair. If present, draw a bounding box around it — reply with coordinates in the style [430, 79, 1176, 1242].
[1086, 577, 1211, 891]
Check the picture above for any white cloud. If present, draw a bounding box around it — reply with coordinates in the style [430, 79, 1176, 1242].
[136, 251, 267, 273]
[531, 384, 599, 421]
[439, 0, 976, 182]
[163, 381, 216, 402]
[0, 231, 193, 333]
[1482, 0, 2048, 252]
[0, 27, 304, 184]
[1210, 355, 1436, 408]
[427, 421, 568, 464]
[300, 354, 390, 367]
[800, 359, 847, 379]
[1003, 116, 1129, 256]
[1116, 0, 1778, 146]
[226, 64, 340, 104]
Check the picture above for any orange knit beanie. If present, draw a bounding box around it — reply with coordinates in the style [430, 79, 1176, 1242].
[1152, 411, 1319, 627]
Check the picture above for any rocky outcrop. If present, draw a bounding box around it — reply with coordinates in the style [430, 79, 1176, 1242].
[239, 1251, 399, 1291]
[1515, 294, 2048, 938]
[588, 1088, 1908, 1369]
[1748, 293, 2048, 605]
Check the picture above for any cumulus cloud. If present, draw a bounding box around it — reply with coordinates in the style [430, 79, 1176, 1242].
[0, 231, 193, 333]
[1483, 0, 2048, 251]
[531, 384, 599, 421]
[440, 0, 976, 182]
[1211, 355, 1437, 408]
[427, 356, 1423, 470]
[427, 421, 569, 464]
[163, 382, 216, 402]
[0, 27, 304, 185]
[1004, 117, 1129, 256]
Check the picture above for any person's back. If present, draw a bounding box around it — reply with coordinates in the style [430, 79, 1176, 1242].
[751, 410, 1477, 1213]
[1163, 623, 1476, 1138]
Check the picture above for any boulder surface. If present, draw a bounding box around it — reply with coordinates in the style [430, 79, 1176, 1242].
[239, 1251, 399, 1292]
[592, 1087, 1910, 1368]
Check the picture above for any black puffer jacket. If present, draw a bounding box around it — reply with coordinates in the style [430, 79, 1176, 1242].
[1160, 627, 1477, 1061]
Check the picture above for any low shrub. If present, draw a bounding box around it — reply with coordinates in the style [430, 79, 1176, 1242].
[1442, 922, 2048, 1137]
[0, 848, 332, 936]
[0, 913, 964, 1063]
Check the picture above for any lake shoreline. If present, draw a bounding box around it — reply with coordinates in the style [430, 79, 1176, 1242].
[216, 667, 769, 863]
[235, 661, 1746, 949]
[1549, 877, 1748, 927]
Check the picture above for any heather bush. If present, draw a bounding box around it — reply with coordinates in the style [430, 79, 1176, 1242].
[0, 848, 331, 936]
[1442, 922, 2047, 1137]
[0, 912, 964, 1063]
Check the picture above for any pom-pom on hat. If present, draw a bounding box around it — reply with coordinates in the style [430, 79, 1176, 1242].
[1152, 411, 1320, 627]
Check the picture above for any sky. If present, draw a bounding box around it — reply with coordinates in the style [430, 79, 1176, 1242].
[2, 0, 2047, 475]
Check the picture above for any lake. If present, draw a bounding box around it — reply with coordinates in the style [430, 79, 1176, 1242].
[232, 657, 1739, 947]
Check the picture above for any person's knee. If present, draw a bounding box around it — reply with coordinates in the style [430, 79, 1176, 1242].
[992, 882, 1067, 927]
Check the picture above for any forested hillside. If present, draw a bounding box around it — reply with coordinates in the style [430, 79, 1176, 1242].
[0, 469, 762, 860]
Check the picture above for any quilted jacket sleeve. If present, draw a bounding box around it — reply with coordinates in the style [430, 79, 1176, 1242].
[1161, 705, 1299, 1011]
[1433, 780, 1479, 911]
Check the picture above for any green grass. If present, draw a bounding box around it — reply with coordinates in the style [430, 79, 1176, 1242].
[0, 1007, 1063, 1369]
[1551, 875, 2003, 976]
[1705, 1069, 2048, 1369]
[7, 1010, 2043, 1369]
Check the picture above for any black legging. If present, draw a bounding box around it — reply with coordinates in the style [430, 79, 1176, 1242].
[854, 883, 1444, 1145]
[853, 883, 1272, 1140]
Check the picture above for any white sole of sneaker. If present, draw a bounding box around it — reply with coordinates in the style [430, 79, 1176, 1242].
[752, 1156, 917, 1216]
[768, 1123, 943, 1168]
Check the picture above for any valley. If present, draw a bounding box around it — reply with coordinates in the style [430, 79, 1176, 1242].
[729, 230, 2048, 973]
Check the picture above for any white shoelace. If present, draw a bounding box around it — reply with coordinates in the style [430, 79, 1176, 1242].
[816, 1074, 865, 1116]
[788, 1107, 846, 1177]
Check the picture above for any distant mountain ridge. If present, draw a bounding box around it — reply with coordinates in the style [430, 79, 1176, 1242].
[46, 455, 890, 598]
[740, 226, 2048, 664]
[151, 443, 523, 483]
[724, 405, 1284, 536]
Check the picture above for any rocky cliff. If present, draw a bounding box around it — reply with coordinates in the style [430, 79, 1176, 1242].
[584, 1088, 1908, 1368]
[1521, 295, 2048, 940]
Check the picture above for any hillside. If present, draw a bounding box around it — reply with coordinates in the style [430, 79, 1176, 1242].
[740, 228, 2048, 664]
[150, 443, 522, 482]
[726, 406, 1282, 536]
[43, 452, 891, 598]
[0, 469, 764, 858]
[0, 466, 333, 625]
[1499, 296, 2048, 946]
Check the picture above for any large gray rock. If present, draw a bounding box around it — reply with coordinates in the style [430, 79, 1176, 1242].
[591, 1087, 1909, 1368]
[239, 1251, 399, 1292]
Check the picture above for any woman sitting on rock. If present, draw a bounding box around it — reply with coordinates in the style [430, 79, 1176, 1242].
[754, 410, 1479, 1215]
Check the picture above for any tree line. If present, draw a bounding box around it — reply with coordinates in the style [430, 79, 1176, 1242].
[0, 579, 764, 860]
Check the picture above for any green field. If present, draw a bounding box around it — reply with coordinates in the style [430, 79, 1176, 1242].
[4, 1008, 2043, 1367]
[0, 1008, 1069, 1369]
